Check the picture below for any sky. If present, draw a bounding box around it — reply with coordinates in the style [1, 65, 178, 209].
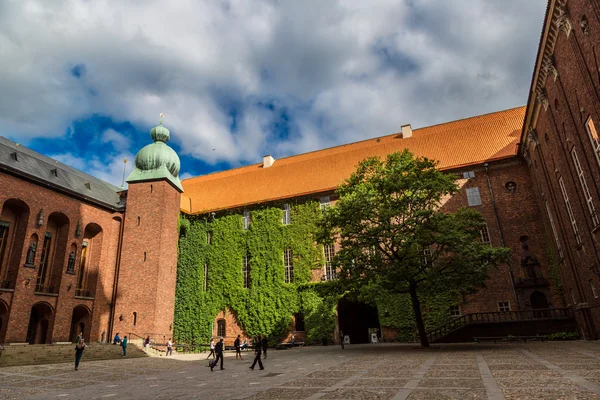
[0, 0, 547, 187]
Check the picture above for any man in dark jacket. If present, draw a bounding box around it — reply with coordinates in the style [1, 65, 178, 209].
[250, 336, 264, 370]
[261, 336, 268, 359]
[211, 337, 225, 371]
[234, 335, 243, 360]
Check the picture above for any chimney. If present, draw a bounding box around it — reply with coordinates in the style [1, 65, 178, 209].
[263, 155, 275, 168]
[401, 124, 412, 139]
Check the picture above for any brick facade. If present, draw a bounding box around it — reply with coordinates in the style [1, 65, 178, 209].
[522, 0, 600, 339]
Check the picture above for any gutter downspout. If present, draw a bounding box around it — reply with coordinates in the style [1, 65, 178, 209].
[108, 213, 126, 342]
[483, 162, 520, 310]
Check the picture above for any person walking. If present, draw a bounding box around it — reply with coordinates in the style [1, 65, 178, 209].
[207, 339, 216, 359]
[234, 334, 243, 360]
[144, 335, 151, 353]
[211, 337, 224, 371]
[74, 338, 86, 370]
[166, 338, 173, 356]
[121, 335, 128, 357]
[249, 335, 264, 370]
[261, 335, 268, 359]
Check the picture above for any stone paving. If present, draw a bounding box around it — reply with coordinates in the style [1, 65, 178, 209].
[2, 342, 600, 399]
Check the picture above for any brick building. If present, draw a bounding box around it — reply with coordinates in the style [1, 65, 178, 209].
[1, 0, 599, 346]
[521, 0, 600, 339]
[0, 120, 182, 345]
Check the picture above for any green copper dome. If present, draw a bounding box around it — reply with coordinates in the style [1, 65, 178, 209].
[126, 118, 183, 192]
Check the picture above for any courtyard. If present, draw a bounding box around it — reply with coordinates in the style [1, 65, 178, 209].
[1, 342, 600, 399]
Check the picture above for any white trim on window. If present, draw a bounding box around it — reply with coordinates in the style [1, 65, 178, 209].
[545, 200, 563, 259]
[586, 116, 600, 168]
[282, 203, 291, 225]
[243, 210, 250, 230]
[466, 187, 482, 206]
[480, 223, 491, 244]
[323, 244, 336, 281]
[571, 148, 599, 226]
[284, 248, 294, 283]
[590, 280, 599, 299]
[319, 196, 330, 210]
[558, 177, 581, 244]
[498, 301, 511, 312]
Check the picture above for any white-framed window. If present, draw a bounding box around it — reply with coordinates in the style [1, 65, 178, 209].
[282, 203, 291, 225]
[320, 196, 331, 210]
[323, 244, 336, 281]
[498, 301, 511, 312]
[242, 253, 250, 289]
[421, 246, 432, 265]
[207, 231, 212, 245]
[558, 177, 582, 244]
[242, 210, 250, 230]
[590, 280, 599, 299]
[586, 116, 600, 168]
[571, 148, 599, 226]
[463, 171, 475, 179]
[284, 248, 294, 283]
[545, 200, 563, 259]
[480, 223, 491, 244]
[449, 305, 461, 317]
[466, 187, 482, 206]
[203, 263, 208, 291]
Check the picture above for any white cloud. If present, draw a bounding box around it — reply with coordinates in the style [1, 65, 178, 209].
[101, 129, 131, 152]
[51, 151, 135, 188]
[0, 0, 547, 168]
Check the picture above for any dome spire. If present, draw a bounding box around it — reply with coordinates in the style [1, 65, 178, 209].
[151, 113, 170, 143]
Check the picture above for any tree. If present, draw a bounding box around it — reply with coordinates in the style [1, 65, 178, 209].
[317, 150, 510, 347]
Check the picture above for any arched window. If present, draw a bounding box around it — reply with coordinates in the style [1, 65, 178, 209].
[217, 319, 226, 337]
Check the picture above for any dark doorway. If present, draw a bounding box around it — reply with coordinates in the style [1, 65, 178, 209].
[0, 300, 8, 343]
[531, 291, 550, 318]
[337, 298, 380, 344]
[26, 302, 53, 344]
[70, 305, 91, 342]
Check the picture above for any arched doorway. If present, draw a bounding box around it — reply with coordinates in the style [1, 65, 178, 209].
[26, 302, 54, 344]
[0, 299, 9, 343]
[337, 298, 380, 344]
[69, 305, 92, 342]
[531, 291, 550, 318]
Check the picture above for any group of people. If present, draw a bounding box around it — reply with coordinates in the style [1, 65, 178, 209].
[206, 334, 268, 371]
[142, 335, 174, 356]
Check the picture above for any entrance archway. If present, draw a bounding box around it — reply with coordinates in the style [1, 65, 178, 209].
[337, 298, 380, 344]
[26, 302, 54, 344]
[531, 291, 550, 318]
[69, 305, 92, 342]
[0, 299, 8, 343]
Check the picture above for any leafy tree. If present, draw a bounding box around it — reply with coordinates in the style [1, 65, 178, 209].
[317, 150, 510, 347]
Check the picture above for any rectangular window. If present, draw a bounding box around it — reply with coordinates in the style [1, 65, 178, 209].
[571, 148, 599, 226]
[421, 246, 432, 265]
[242, 210, 250, 230]
[586, 117, 600, 168]
[282, 203, 291, 225]
[498, 301, 511, 312]
[242, 254, 250, 289]
[284, 248, 294, 283]
[480, 223, 491, 244]
[0, 221, 10, 274]
[463, 171, 475, 179]
[559, 177, 581, 244]
[319, 196, 330, 210]
[590, 280, 599, 299]
[466, 187, 482, 206]
[204, 263, 208, 291]
[207, 231, 212, 245]
[545, 200, 563, 259]
[449, 305, 461, 317]
[324, 244, 336, 281]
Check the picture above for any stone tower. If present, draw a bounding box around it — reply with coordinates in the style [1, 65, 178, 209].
[112, 117, 183, 341]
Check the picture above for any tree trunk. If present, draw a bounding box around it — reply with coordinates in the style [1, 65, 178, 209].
[409, 285, 430, 347]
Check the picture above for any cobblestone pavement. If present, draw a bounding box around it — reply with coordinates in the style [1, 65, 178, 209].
[2, 342, 600, 399]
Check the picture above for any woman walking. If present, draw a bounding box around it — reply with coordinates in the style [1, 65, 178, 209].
[206, 338, 216, 359]
[75, 338, 86, 370]
[144, 335, 151, 353]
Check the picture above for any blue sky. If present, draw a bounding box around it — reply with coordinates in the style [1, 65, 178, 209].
[0, 0, 547, 186]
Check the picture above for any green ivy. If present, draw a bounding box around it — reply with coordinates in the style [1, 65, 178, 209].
[175, 200, 461, 344]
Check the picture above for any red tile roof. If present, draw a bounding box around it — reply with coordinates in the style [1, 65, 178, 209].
[181, 106, 525, 213]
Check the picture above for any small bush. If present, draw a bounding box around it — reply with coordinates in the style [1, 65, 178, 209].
[546, 331, 580, 341]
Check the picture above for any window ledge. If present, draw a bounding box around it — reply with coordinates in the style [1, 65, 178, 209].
[65, 271, 75, 275]
[576, 243, 584, 250]
[23, 264, 35, 269]
[592, 224, 600, 234]
[0, 288, 14, 293]
[34, 292, 58, 297]
[74, 296, 95, 300]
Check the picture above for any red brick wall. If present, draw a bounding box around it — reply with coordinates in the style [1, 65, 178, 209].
[523, 0, 600, 338]
[112, 180, 180, 342]
[0, 172, 123, 343]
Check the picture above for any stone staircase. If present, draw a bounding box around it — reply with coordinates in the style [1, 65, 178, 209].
[0, 343, 148, 367]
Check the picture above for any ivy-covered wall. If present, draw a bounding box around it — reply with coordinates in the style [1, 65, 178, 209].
[175, 200, 461, 344]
